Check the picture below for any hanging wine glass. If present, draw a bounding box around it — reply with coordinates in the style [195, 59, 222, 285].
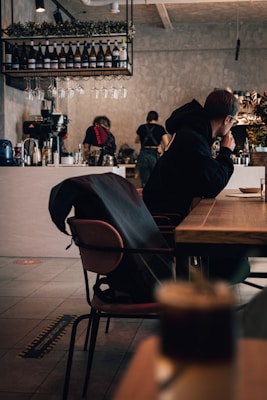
[110, 84, 119, 100]
[75, 78, 85, 95]
[90, 79, 99, 99]
[58, 86, 66, 99]
[24, 78, 33, 101]
[100, 83, 109, 99]
[118, 85, 127, 99]
[47, 77, 54, 98]
[67, 80, 75, 98]
[33, 77, 44, 101]
[57, 77, 65, 99]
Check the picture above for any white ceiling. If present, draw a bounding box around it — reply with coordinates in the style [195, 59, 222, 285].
[51, 0, 267, 28]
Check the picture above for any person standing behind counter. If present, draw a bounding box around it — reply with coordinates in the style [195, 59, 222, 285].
[83, 116, 117, 166]
[135, 111, 169, 187]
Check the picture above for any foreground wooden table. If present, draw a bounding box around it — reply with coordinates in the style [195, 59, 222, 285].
[174, 190, 267, 276]
[113, 336, 267, 400]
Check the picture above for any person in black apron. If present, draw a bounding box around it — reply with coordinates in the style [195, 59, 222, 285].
[135, 111, 169, 187]
[83, 116, 117, 166]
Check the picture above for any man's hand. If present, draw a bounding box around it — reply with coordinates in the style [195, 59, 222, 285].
[220, 131, 236, 152]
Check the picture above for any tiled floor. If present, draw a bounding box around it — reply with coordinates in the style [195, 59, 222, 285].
[0, 256, 266, 400]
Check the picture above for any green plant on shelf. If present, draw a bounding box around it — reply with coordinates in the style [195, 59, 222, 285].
[2, 20, 136, 40]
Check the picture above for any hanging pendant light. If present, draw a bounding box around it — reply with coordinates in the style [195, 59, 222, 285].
[110, 2, 120, 14]
[36, 0, 45, 13]
[235, 2, 240, 60]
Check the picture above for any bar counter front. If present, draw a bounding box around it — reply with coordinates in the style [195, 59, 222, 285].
[0, 165, 125, 258]
[0, 164, 264, 258]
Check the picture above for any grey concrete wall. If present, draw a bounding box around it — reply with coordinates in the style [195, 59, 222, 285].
[64, 22, 267, 154]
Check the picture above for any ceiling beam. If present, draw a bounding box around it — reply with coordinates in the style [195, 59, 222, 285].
[155, 3, 173, 30]
[50, 0, 76, 20]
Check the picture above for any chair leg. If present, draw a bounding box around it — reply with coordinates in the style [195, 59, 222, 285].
[242, 280, 264, 290]
[83, 308, 97, 351]
[62, 314, 92, 400]
[82, 314, 101, 398]
[105, 317, 111, 333]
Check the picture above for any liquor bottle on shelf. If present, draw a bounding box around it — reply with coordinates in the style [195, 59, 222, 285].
[81, 41, 89, 68]
[44, 39, 51, 69]
[36, 42, 44, 69]
[105, 40, 112, 68]
[28, 39, 36, 70]
[5, 42, 12, 70]
[89, 40, 96, 68]
[66, 42, 74, 69]
[50, 42, 59, 69]
[20, 42, 28, 70]
[58, 41, 66, 69]
[74, 41, 82, 68]
[12, 43, 20, 70]
[112, 40, 120, 68]
[96, 40, 105, 68]
[119, 39, 127, 68]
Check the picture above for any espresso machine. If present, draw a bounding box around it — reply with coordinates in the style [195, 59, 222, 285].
[23, 103, 68, 163]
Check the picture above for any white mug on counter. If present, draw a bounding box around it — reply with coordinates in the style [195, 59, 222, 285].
[61, 153, 74, 165]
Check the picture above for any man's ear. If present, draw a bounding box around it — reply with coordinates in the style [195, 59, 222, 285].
[223, 115, 231, 125]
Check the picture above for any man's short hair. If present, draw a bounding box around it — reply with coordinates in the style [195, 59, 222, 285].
[146, 111, 159, 122]
[204, 89, 239, 120]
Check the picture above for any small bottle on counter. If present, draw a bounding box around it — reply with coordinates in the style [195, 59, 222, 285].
[42, 141, 48, 166]
[241, 137, 250, 166]
[75, 144, 83, 165]
[53, 150, 59, 166]
[32, 147, 40, 166]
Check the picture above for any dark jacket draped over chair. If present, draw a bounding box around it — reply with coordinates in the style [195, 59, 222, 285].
[49, 172, 173, 302]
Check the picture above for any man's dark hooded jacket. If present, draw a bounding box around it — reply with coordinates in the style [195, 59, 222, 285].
[143, 99, 234, 218]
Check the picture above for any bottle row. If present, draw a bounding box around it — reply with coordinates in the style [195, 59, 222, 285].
[3, 39, 129, 71]
[14, 140, 84, 167]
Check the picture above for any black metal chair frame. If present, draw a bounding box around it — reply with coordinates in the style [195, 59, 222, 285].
[62, 217, 175, 400]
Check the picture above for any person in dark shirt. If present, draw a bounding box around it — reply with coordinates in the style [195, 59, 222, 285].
[143, 89, 250, 283]
[135, 111, 169, 187]
[83, 116, 117, 166]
